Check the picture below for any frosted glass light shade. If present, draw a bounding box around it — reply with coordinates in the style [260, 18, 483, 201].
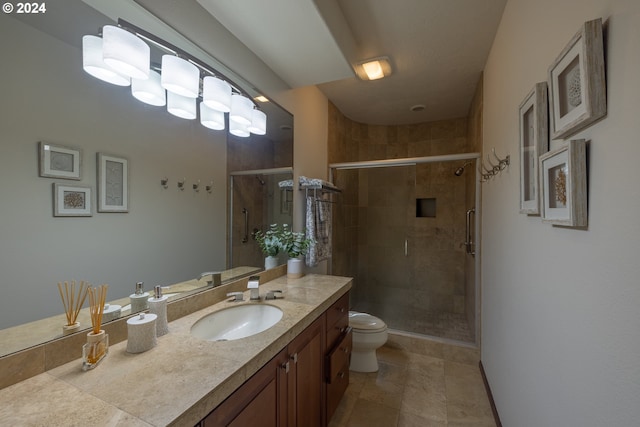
[167, 92, 196, 119]
[229, 94, 253, 126]
[82, 35, 130, 86]
[132, 70, 166, 106]
[161, 55, 199, 98]
[202, 76, 232, 112]
[229, 120, 250, 137]
[200, 103, 225, 130]
[102, 25, 150, 80]
[248, 109, 267, 135]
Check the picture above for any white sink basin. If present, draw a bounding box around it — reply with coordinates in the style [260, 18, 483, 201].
[191, 304, 283, 341]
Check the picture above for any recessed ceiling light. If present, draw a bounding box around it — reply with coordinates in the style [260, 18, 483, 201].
[355, 56, 392, 81]
[279, 124, 292, 131]
[410, 104, 426, 112]
[254, 95, 269, 103]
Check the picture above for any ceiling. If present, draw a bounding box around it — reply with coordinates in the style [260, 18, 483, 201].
[196, 0, 507, 126]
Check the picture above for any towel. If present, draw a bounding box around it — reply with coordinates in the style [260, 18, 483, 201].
[305, 194, 332, 267]
[278, 179, 294, 188]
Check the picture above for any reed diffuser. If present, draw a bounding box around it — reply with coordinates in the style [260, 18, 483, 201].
[57, 281, 88, 335]
[82, 284, 109, 371]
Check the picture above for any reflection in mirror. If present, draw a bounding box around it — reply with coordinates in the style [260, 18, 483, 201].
[230, 170, 294, 270]
[0, 2, 293, 357]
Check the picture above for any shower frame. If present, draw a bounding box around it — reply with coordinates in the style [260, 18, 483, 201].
[329, 152, 481, 345]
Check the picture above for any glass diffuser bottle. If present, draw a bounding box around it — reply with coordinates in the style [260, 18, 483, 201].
[82, 284, 109, 371]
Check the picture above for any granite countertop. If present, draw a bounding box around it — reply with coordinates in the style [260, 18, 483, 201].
[0, 274, 351, 427]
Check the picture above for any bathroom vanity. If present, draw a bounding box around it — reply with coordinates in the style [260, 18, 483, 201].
[0, 274, 351, 426]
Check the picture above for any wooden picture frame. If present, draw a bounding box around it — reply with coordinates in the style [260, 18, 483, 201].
[519, 82, 549, 215]
[39, 142, 82, 180]
[53, 183, 92, 217]
[539, 139, 587, 227]
[97, 153, 129, 212]
[548, 18, 606, 140]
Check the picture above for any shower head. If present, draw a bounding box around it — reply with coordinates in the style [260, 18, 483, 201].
[454, 161, 473, 176]
[256, 175, 265, 185]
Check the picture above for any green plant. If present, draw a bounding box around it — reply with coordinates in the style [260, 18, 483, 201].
[254, 224, 282, 257]
[279, 224, 315, 258]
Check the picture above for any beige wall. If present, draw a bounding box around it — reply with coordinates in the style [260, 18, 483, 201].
[481, 0, 640, 424]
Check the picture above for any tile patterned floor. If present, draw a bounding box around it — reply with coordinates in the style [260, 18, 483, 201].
[328, 334, 496, 427]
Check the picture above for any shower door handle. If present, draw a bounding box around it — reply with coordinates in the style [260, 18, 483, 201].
[404, 239, 408, 257]
[242, 208, 249, 243]
[465, 208, 475, 256]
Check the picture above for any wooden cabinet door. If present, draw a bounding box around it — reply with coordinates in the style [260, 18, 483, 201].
[203, 348, 289, 427]
[287, 316, 325, 427]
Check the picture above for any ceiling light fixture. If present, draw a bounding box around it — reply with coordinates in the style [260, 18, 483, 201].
[81, 19, 265, 138]
[254, 95, 269, 103]
[356, 56, 392, 81]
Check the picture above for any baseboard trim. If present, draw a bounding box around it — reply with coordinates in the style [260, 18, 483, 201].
[479, 360, 502, 427]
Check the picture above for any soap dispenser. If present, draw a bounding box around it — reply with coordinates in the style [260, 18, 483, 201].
[148, 285, 169, 336]
[129, 281, 149, 313]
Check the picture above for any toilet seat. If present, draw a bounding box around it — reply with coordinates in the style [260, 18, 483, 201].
[349, 311, 387, 333]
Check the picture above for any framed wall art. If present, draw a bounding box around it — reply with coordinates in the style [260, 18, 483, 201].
[97, 153, 129, 212]
[53, 183, 92, 217]
[39, 142, 82, 180]
[519, 82, 549, 215]
[539, 139, 587, 227]
[548, 18, 606, 140]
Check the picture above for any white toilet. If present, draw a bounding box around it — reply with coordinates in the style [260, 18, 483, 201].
[348, 311, 388, 372]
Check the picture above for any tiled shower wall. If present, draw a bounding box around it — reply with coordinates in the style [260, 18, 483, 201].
[329, 96, 481, 341]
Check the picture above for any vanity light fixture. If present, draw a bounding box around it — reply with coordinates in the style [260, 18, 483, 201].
[161, 55, 199, 98]
[229, 119, 251, 137]
[229, 94, 254, 126]
[177, 178, 186, 191]
[102, 25, 150, 80]
[82, 35, 130, 86]
[200, 103, 226, 130]
[82, 19, 265, 138]
[167, 92, 196, 119]
[206, 181, 213, 193]
[203, 76, 232, 112]
[248, 109, 267, 135]
[355, 56, 393, 81]
[131, 70, 166, 106]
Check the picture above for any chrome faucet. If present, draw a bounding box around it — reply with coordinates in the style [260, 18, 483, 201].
[197, 271, 222, 287]
[247, 275, 260, 301]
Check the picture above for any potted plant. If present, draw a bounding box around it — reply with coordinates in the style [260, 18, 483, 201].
[254, 224, 283, 269]
[279, 224, 314, 278]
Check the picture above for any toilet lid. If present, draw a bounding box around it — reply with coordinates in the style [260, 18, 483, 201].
[349, 311, 387, 331]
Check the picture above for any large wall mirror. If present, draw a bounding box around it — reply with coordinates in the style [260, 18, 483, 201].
[0, 1, 293, 357]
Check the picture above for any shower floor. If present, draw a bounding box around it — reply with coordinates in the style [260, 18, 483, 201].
[352, 302, 474, 343]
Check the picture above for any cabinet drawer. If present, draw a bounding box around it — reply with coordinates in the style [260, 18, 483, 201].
[326, 292, 349, 328]
[326, 361, 349, 421]
[326, 328, 352, 383]
[327, 314, 349, 350]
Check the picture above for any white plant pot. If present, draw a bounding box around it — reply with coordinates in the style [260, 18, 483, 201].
[287, 257, 304, 279]
[265, 256, 279, 270]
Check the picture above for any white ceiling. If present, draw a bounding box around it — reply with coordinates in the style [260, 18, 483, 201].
[196, 0, 506, 125]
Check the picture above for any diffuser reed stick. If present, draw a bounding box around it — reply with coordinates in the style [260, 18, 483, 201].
[87, 284, 108, 334]
[57, 280, 88, 326]
[83, 284, 109, 369]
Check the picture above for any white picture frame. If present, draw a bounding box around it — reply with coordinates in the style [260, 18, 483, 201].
[519, 82, 549, 215]
[39, 142, 82, 180]
[539, 139, 587, 227]
[53, 183, 92, 217]
[548, 18, 606, 140]
[97, 153, 129, 213]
